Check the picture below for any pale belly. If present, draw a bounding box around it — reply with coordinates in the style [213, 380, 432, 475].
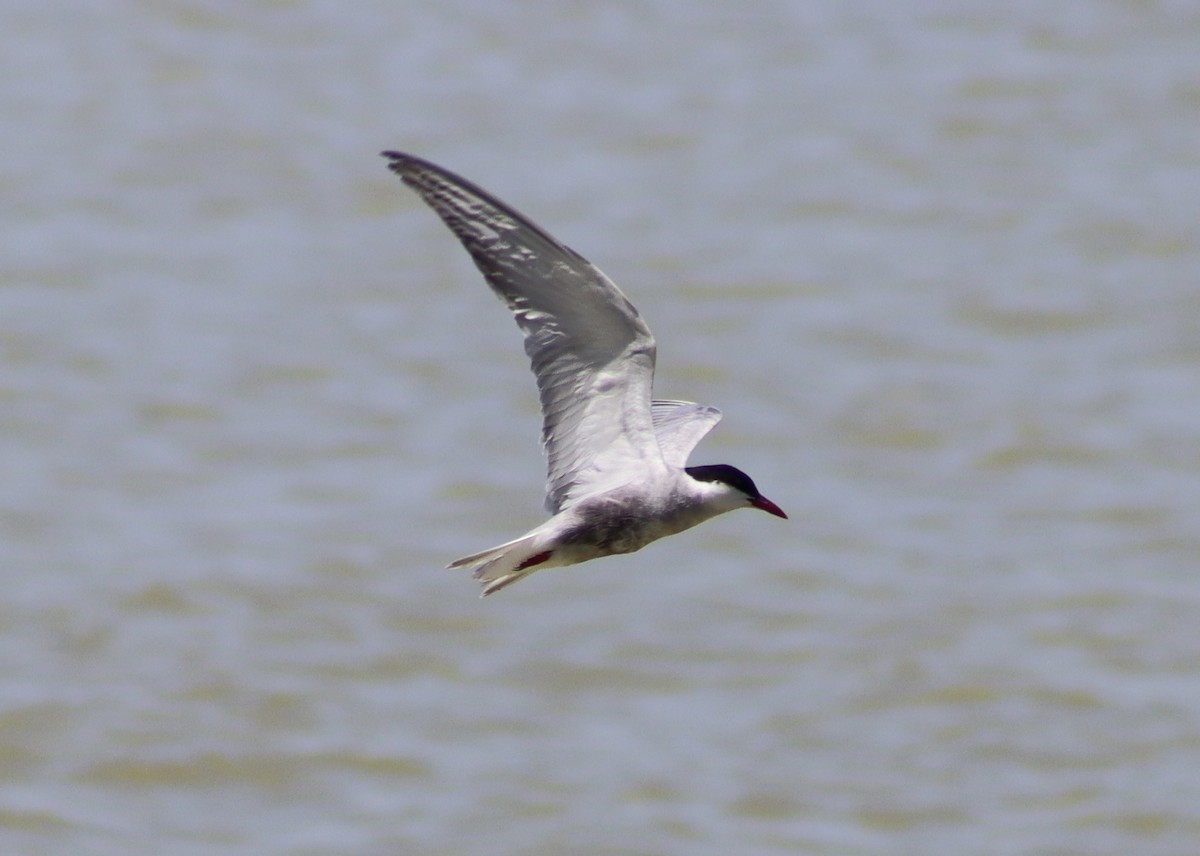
[553, 490, 711, 562]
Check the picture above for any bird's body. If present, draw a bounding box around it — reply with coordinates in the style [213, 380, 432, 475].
[384, 152, 786, 595]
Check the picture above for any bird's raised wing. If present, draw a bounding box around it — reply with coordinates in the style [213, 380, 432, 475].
[384, 152, 664, 513]
[650, 399, 722, 468]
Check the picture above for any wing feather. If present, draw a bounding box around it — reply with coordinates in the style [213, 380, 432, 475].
[650, 399, 722, 468]
[385, 152, 665, 512]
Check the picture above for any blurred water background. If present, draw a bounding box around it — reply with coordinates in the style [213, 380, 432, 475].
[3, 1, 1199, 854]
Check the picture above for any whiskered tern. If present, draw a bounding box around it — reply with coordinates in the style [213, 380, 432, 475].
[384, 152, 786, 595]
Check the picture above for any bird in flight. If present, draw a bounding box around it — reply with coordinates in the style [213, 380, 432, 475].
[383, 152, 786, 595]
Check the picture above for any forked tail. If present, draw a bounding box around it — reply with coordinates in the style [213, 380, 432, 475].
[447, 533, 556, 597]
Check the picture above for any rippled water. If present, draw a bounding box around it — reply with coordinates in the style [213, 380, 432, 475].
[3, 2, 1199, 854]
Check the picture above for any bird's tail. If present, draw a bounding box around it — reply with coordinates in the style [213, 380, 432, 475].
[447, 533, 556, 597]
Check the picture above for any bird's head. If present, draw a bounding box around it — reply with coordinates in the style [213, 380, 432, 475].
[685, 464, 787, 518]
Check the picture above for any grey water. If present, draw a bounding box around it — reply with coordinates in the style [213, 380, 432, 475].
[3, 2, 1199, 854]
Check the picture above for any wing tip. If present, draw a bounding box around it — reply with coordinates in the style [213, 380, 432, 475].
[381, 150, 414, 177]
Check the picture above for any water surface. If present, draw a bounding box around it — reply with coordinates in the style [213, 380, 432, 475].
[3, 2, 1199, 854]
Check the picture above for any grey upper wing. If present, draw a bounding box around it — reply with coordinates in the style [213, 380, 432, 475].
[650, 399, 722, 468]
[385, 152, 663, 512]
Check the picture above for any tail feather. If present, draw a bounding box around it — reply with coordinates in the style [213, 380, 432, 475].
[447, 533, 555, 596]
[445, 537, 524, 571]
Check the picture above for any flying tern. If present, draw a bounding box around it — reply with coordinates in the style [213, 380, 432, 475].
[384, 152, 787, 595]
